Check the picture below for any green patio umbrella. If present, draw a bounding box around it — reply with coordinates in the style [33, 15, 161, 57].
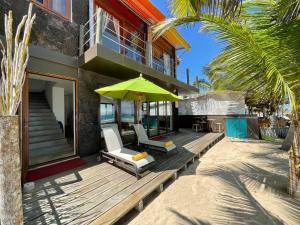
[95, 74, 180, 145]
[95, 74, 180, 102]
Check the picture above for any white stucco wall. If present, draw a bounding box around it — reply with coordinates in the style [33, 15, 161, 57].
[179, 92, 247, 116]
[45, 85, 65, 129]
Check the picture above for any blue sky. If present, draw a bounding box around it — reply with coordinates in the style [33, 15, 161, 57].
[151, 0, 223, 84]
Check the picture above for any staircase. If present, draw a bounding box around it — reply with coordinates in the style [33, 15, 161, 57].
[29, 92, 74, 166]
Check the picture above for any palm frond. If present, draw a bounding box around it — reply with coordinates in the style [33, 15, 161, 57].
[277, 0, 300, 23]
[169, 0, 242, 18]
[193, 78, 212, 89]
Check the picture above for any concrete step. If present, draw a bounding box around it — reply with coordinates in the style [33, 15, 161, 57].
[29, 124, 61, 132]
[29, 129, 62, 137]
[29, 120, 58, 126]
[29, 115, 56, 122]
[29, 104, 50, 109]
[29, 139, 68, 151]
[29, 133, 65, 144]
[29, 112, 54, 117]
[29, 100, 48, 104]
[29, 108, 52, 113]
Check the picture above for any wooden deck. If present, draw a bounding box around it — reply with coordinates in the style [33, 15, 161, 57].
[23, 129, 224, 225]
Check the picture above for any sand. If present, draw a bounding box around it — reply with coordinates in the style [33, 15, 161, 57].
[124, 138, 300, 225]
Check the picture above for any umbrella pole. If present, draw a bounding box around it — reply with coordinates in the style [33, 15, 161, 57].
[137, 96, 141, 147]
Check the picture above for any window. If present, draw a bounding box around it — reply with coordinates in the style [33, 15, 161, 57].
[100, 103, 115, 124]
[121, 100, 135, 134]
[32, 0, 71, 20]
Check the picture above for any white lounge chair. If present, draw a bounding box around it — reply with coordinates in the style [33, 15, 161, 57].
[101, 124, 155, 178]
[132, 124, 177, 154]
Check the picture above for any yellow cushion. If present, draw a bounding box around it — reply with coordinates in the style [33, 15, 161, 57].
[132, 152, 148, 161]
[164, 140, 174, 148]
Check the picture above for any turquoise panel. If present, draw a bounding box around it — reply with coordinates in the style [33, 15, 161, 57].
[226, 118, 247, 138]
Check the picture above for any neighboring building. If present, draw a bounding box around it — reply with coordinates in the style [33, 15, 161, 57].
[179, 91, 247, 116]
[0, 0, 196, 181]
[179, 91, 248, 130]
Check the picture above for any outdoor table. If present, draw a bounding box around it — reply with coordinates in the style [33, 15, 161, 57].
[215, 122, 223, 133]
[192, 124, 201, 132]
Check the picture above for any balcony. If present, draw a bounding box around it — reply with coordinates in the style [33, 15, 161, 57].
[78, 8, 197, 93]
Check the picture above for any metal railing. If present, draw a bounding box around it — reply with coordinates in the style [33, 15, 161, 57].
[79, 8, 176, 77]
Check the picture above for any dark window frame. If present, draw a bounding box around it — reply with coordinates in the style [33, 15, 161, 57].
[32, 0, 71, 21]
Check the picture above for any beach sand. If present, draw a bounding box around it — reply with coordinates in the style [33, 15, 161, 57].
[121, 138, 300, 225]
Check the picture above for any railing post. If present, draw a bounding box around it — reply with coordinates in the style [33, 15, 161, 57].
[146, 26, 153, 67]
[79, 25, 84, 55]
[95, 7, 103, 45]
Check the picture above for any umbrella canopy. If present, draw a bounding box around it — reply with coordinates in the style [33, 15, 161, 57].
[95, 74, 180, 102]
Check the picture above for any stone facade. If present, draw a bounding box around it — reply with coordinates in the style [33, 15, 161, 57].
[0, 0, 88, 56]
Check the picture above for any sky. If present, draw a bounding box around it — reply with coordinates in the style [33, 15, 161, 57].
[151, 0, 223, 84]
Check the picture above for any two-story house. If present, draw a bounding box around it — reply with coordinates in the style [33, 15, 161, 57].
[0, 0, 197, 182]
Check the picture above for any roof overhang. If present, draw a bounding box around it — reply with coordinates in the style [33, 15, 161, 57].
[120, 0, 190, 50]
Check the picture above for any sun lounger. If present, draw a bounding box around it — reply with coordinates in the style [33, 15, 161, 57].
[101, 124, 155, 178]
[132, 124, 177, 154]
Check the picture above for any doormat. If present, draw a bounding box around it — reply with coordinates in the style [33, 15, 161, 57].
[151, 136, 167, 141]
[26, 158, 87, 182]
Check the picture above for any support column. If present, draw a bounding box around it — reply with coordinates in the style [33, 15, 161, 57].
[157, 101, 160, 135]
[147, 102, 150, 136]
[186, 68, 190, 85]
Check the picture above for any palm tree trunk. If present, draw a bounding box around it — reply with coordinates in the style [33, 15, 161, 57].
[0, 116, 23, 225]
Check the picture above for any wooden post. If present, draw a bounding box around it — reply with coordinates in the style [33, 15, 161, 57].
[0, 116, 24, 225]
[157, 184, 164, 193]
[173, 172, 178, 180]
[135, 200, 144, 212]
[79, 25, 84, 55]
[147, 102, 150, 137]
[116, 99, 122, 134]
[186, 68, 190, 85]
[95, 7, 103, 45]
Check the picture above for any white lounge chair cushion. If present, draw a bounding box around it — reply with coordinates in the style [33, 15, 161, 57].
[102, 124, 124, 152]
[141, 139, 177, 152]
[110, 148, 155, 168]
[102, 124, 155, 168]
[132, 124, 177, 151]
[132, 124, 149, 142]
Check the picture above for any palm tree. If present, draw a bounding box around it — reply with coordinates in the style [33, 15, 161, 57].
[153, 0, 300, 194]
[193, 78, 212, 91]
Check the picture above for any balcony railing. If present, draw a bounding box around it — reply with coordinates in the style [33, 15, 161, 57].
[79, 8, 176, 77]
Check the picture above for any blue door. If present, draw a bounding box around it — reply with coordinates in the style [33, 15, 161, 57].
[226, 118, 247, 138]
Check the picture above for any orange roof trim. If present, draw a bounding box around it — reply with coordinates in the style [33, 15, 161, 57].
[121, 0, 190, 50]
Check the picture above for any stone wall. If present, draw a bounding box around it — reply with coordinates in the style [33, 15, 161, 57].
[0, 0, 88, 57]
[78, 69, 121, 156]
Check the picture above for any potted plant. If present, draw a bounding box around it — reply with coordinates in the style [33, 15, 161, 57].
[0, 3, 35, 225]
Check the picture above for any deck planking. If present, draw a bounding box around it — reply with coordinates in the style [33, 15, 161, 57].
[23, 129, 224, 225]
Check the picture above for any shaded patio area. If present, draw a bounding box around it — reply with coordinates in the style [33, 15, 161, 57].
[23, 129, 224, 225]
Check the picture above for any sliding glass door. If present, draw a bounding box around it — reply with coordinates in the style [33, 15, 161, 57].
[27, 73, 77, 166]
